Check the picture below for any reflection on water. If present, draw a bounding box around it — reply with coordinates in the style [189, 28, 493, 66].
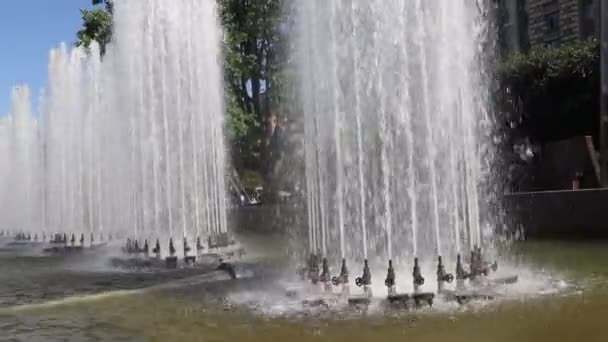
[2, 240, 608, 341]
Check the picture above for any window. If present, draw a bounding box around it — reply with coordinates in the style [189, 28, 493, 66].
[545, 12, 560, 34]
[581, 0, 595, 19]
[543, 10, 560, 45]
[580, 0, 597, 38]
[542, 0, 560, 39]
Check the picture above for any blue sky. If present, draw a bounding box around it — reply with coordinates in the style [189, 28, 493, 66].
[0, 0, 93, 115]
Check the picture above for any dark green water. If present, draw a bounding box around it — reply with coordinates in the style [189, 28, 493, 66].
[1, 239, 607, 342]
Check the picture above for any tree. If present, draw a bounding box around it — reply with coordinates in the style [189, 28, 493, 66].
[218, 0, 286, 179]
[497, 39, 600, 191]
[75, 0, 292, 190]
[497, 39, 600, 143]
[76, 0, 113, 55]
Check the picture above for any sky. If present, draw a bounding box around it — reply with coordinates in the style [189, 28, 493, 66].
[0, 0, 93, 115]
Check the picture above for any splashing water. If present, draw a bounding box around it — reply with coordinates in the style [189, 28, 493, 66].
[295, 0, 493, 266]
[0, 0, 228, 243]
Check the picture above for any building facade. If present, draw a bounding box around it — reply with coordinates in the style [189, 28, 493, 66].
[497, 0, 600, 55]
[527, 0, 599, 47]
[496, 0, 530, 54]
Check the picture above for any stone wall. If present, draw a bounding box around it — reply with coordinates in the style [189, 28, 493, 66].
[505, 188, 608, 237]
[228, 204, 304, 234]
[526, 0, 598, 48]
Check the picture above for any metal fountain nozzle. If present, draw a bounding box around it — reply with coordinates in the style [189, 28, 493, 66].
[481, 260, 498, 276]
[134, 240, 140, 253]
[90, 233, 94, 245]
[355, 259, 372, 287]
[308, 253, 320, 284]
[80, 233, 85, 246]
[413, 257, 425, 287]
[456, 254, 469, 280]
[332, 258, 349, 286]
[63, 233, 68, 244]
[169, 238, 176, 256]
[437, 256, 454, 283]
[320, 258, 331, 283]
[469, 250, 479, 279]
[153, 239, 161, 258]
[475, 246, 498, 275]
[71, 234, 76, 246]
[306, 253, 314, 270]
[385, 259, 396, 289]
[183, 237, 191, 256]
[34, 234, 38, 242]
[143, 239, 149, 256]
[296, 261, 307, 280]
[471, 246, 493, 278]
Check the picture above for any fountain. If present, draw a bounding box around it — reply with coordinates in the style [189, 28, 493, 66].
[0, 87, 42, 240]
[286, 0, 518, 308]
[296, 0, 493, 276]
[0, 0, 233, 265]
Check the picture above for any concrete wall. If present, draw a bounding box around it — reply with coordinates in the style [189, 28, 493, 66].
[505, 188, 608, 237]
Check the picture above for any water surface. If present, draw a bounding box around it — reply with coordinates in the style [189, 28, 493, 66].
[1, 240, 607, 342]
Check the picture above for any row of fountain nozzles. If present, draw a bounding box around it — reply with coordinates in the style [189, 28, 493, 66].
[10, 231, 111, 245]
[124, 235, 235, 257]
[50, 232, 111, 245]
[124, 237, 198, 257]
[302, 246, 498, 292]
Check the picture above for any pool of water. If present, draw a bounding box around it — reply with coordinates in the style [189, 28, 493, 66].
[1, 238, 607, 341]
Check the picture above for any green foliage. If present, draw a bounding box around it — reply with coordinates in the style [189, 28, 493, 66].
[75, 1, 113, 55]
[498, 39, 600, 142]
[75, 0, 290, 185]
[92, 0, 113, 13]
[226, 92, 263, 171]
[218, 0, 286, 177]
